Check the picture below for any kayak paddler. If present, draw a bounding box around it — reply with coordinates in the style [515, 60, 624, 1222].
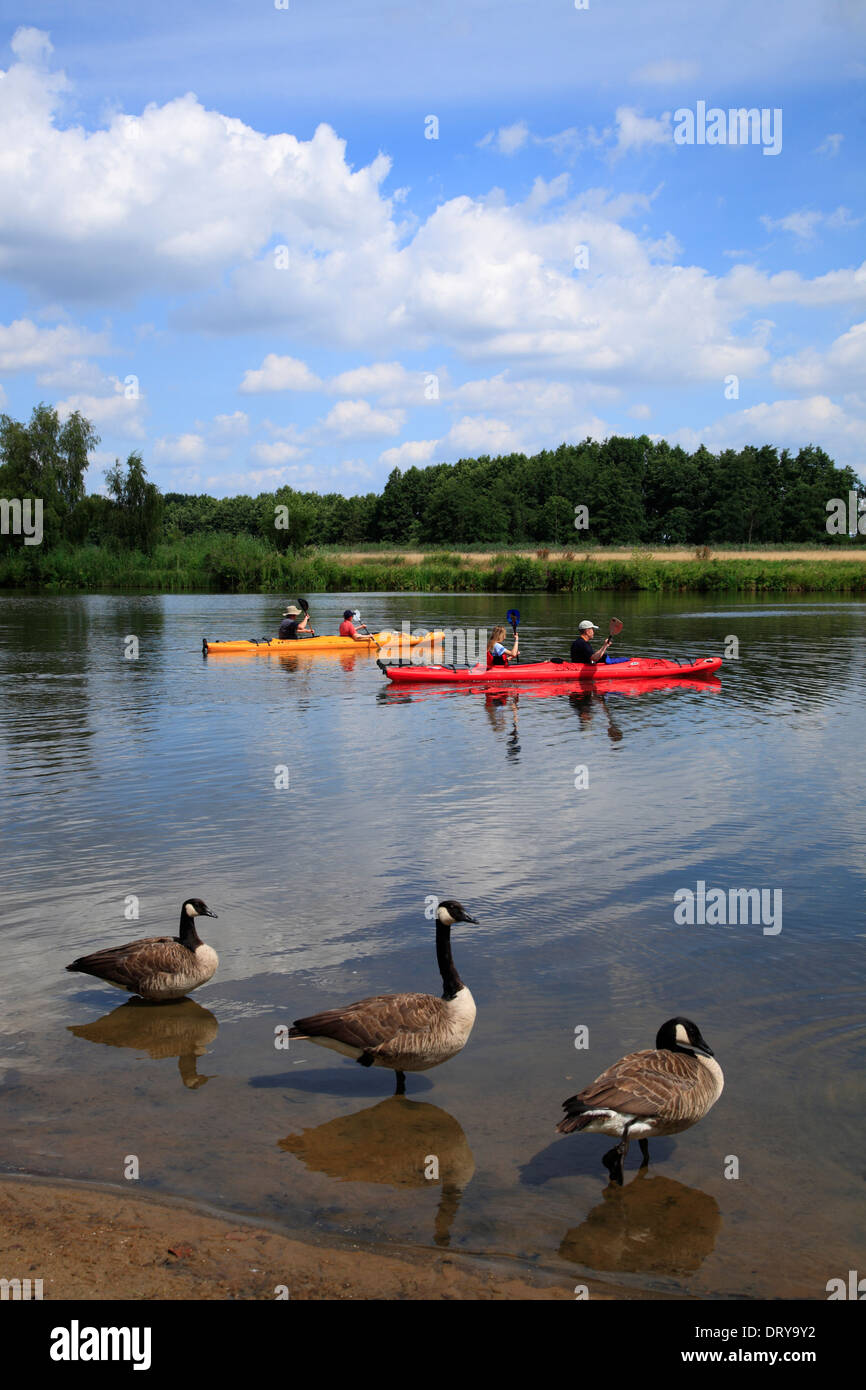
[339, 608, 372, 641]
[570, 620, 611, 665]
[487, 624, 519, 668]
[278, 604, 311, 640]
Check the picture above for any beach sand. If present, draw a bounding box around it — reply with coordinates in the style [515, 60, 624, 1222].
[0, 1175, 594, 1301]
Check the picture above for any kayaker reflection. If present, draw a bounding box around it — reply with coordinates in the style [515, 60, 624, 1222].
[570, 620, 611, 665]
[278, 604, 311, 639]
[339, 608, 372, 641]
[487, 624, 519, 668]
[569, 689, 624, 741]
[484, 691, 521, 759]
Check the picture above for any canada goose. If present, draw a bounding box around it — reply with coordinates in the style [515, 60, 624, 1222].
[65, 898, 219, 1002]
[290, 899, 478, 1094]
[556, 1017, 723, 1184]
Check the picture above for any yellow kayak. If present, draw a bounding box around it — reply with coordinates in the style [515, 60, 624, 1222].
[203, 630, 445, 656]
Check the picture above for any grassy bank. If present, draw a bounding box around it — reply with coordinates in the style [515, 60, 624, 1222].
[1, 535, 865, 593]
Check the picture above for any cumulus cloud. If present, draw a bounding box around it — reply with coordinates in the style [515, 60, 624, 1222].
[239, 354, 323, 393]
[153, 432, 207, 465]
[379, 439, 438, 469]
[0, 34, 394, 302]
[319, 399, 404, 439]
[771, 321, 866, 393]
[670, 395, 866, 471]
[0, 317, 108, 374]
[612, 106, 672, 155]
[55, 378, 146, 439]
[250, 441, 307, 466]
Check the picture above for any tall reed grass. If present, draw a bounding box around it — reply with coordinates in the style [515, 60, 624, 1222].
[1, 536, 864, 594]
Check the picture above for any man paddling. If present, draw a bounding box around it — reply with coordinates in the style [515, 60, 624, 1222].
[570, 620, 611, 665]
[278, 604, 311, 639]
[339, 609, 372, 641]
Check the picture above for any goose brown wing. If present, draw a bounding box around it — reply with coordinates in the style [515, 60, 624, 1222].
[573, 1047, 702, 1119]
[67, 936, 188, 989]
[291, 992, 444, 1054]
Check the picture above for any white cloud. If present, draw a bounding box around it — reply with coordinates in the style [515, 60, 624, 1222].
[0, 37, 394, 302]
[771, 320, 866, 393]
[10, 26, 54, 66]
[379, 439, 438, 469]
[153, 432, 207, 465]
[613, 106, 672, 155]
[629, 403, 652, 419]
[239, 354, 323, 393]
[210, 410, 249, 440]
[483, 121, 530, 155]
[327, 362, 426, 405]
[760, 206, 861, 241]
[0, 317, 108, 374]
[670, 395, 866, 471]
[320, 399, 404, 439]
[250, 441, 307, 465]
[55, 379, 146, 439]
[816, 133, 844, 157]
[0, 382, 6, 408]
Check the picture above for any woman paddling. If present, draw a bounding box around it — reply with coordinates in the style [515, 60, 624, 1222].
[487, 624, 519, 669]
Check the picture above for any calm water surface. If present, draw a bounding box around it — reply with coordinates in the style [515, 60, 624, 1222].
[1, 590, 864, 1298]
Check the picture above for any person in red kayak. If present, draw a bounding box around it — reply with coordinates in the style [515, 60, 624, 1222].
[487, 624, 519, 668]
[339, 608, 372, 641]
[570, 620, 611, 665]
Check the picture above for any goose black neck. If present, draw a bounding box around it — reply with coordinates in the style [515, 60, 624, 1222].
[178, 909, 202, 948]
[436, 920, 464, 1000]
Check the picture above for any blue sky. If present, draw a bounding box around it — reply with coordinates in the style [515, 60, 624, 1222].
[0, 1, 863, 496]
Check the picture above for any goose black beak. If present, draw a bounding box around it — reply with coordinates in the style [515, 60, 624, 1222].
[203, 909, 218, 919]
[461, 913, 479, 925]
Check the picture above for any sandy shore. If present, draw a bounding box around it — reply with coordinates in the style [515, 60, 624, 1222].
[0, 1176, 586, 1301]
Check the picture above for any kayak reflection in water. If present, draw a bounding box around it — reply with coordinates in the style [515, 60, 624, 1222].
[487, 624, 519, 668]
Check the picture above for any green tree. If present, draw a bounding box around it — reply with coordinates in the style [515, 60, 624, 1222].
[105, 453, 164, 552]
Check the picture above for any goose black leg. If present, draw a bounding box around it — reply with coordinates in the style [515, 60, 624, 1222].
[638, 1138, 650, 1168]
[603, 1122, 637, 1186]
[394, 1069, 406, 1096]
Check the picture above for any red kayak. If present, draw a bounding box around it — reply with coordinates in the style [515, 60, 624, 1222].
[379, 656, 723, 685]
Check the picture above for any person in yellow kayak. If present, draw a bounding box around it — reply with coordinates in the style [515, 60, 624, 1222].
[339, 608, 373, 641]
[278, 604, 311, 640]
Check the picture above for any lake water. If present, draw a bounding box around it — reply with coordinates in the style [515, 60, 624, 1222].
[0, 590, 864, 1298]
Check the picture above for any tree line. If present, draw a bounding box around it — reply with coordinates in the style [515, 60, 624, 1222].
[1, 405, 862, 555]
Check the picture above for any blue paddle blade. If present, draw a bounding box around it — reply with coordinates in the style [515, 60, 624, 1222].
[506, 608, 520, 628]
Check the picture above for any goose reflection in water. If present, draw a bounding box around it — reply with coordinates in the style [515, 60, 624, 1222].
[67, 998, 219, 1089]
[279, 1096, 475, 1247]
[559, 1170, 721, 1277]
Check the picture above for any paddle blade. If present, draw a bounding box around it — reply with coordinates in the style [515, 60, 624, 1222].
[298, 599, 310, 613]
[609, 617, 623, 638]
[506, 608, 521, 630]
